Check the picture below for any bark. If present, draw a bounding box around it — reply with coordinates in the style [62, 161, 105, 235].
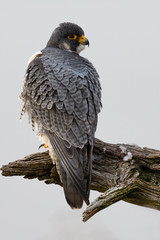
[1, 138, 160, 222]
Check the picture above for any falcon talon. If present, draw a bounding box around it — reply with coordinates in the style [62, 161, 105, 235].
[20, 22, 102, 209]
[38, 144, 48, 149]
[38, 144, 45, 150]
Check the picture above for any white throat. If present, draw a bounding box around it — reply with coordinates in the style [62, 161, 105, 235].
[76, 45, 85, 54]
[62, 42, 85, 54]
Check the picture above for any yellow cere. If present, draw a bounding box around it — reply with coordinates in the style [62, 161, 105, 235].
[78, 35, 86, 44]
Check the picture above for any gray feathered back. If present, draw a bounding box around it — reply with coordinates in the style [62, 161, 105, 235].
[20, 48, 101, 146]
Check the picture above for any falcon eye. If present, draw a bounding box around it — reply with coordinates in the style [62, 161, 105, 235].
[67, 34, 77, 40]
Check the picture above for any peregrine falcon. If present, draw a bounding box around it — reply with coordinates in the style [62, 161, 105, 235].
[20, 22, 101, 209]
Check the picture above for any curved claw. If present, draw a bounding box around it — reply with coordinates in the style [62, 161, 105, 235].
[38, 144, 45, 150]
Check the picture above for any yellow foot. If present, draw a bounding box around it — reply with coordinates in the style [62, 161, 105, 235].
[38, 144, 49, 149]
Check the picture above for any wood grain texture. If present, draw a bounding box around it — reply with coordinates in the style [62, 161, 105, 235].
[1, 138, 160, 222]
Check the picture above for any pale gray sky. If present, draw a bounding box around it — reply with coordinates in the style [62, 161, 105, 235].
[0, 1, 160, 239]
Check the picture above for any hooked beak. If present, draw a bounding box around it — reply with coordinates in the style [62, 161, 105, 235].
[78, 35, 89, 46]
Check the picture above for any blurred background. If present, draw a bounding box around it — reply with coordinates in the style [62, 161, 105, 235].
[0, 0, 160, 239]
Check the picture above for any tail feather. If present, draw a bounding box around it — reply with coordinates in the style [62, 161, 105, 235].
[46, 131, 92, 208]
[63, 177, 83, 209]
[61, 164, 90, 208]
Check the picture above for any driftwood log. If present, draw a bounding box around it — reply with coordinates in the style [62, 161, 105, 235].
[1, 138, 160, 222]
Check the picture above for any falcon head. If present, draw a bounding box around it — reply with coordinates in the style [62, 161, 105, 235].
[46, 22, 89, 54]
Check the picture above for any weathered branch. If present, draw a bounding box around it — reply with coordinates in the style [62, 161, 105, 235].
[1, 138, 160, 222]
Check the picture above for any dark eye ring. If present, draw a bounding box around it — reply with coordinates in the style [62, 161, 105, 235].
[67, 34, 77, 40]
